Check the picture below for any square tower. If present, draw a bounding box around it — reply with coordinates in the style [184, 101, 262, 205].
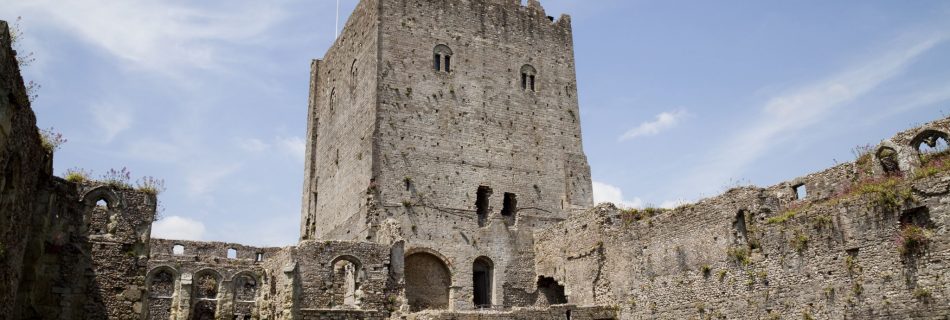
[300, 0, 592, 310]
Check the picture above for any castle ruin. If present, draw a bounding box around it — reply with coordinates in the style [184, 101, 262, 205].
[1, 0, 948, 319]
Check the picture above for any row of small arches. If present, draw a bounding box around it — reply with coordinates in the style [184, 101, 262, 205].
[432, 45, 538, 92]
[148, 268, 259, 302]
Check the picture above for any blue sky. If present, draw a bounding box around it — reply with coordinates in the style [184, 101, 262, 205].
[3, 0, 949, 246]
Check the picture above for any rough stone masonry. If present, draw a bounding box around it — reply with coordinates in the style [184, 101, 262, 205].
[0, 0, 948, 319]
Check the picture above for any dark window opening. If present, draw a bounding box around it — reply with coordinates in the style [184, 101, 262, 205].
[537, 276, 567, 305]
[476, 186, 492, 227]
[520, 64, 537, 92]
[255, 253, 264, 262]
[501, 193, 517, 217]
[733, 210, 748, 244]
[530, 75, 536, 91]
[445, 55, 451, 73]
[434, 54, 441, 71]
[473, 257, 493, 308]
[900, 207, 933, 229]
[877, 147, 900, 174]
[522, 73, 528, 90]
[793, 184, 807, 200]
[565, 310, 572, 320]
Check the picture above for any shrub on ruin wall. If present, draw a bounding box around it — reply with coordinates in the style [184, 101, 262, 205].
[39, 127, 66, 153]
[64, 168, 91, 183]
[101, 167, 132, 188]
[135, 176, 166, 195]
[896, 225, 932, 256]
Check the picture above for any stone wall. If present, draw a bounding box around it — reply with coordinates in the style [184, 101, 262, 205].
[0, 19, 52, 318]
[300, 0, 381, 241]
[535, 118, 950, 319]
[1, 20, 159, 319]
[146, 239, 283, 319]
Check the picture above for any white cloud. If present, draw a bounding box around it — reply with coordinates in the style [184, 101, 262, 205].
[151, 215, 205, 240]
[237, 138, 269, 153]
[676, 31, 949, 196]
[90, 103, 132, 143]
[592, 181, 643, 208]
[619, 109, 689, 141]
[277, 136, 306, 161]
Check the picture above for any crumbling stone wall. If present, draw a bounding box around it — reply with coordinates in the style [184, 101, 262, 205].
[146, 239, 282, 319]
[1, 20, 158, 319]
[0, 19, 52, 318]
[535, 118, 950, 319]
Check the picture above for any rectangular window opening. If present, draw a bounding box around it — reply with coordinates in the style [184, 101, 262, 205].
[501, 193, 517, 217]
[530, 75, 536, 91]
[793, 184, 807, 200]
[445, 56, 451, 73]
[476, 186, 492, 227]
[521, 73, 528, 90]
[256, 253, 264, 262]
[434, 54, 441, 71]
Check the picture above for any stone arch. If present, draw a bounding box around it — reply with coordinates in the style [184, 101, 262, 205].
[911, 129, 949, 163]
[193, 269, 222, 299]
[147, 266, 178, 298]
[146, 267, 177, 320]
[433, 44, 453, 72]
[877, 146, 900, 174]
[472, 256, 494, 308]
[520, 64, 537, 91]
[405, 249, 452, 311]
[330, 255, 365, 307]
[192, 269, 221, 320]
[231, 271, 259, 302]
[231, 271, 259, 318]
[81, 186, 123, 210]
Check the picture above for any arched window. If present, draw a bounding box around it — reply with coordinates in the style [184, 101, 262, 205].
[520, 64, 537, 92]
[331, 256, 364, 307]
[912, 130, 949, 165]
[473, 257, 494, 308]
[877, 147, 900, 174]
[192, 270, 221, 320]
[147, 268, 177, 319]
[405, 251, 452, 311]
[227, 248, 237, 259]
[232, 273, 259, 319]
[233, 273, 258, 302]
[172, 244, 185, 255]
[433, 45, 453, 73]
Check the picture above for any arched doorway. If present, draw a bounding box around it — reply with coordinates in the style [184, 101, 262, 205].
[405, 251, 451, 311]
[472, 257, 493, 308]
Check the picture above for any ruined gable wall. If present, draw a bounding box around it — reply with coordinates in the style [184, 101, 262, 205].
[0, 20, 52, 318]
[302, 0, 381, 241]
[535, 118, 950, 319]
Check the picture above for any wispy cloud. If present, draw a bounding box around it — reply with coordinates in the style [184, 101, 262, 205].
[7, 0, 286, 74]
[151, 215, 206, 240]
[619, 109, 689, 141]
[677, 31, 949, 197]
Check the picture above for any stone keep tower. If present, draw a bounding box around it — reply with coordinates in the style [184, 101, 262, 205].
[300, 0, 592, 310]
